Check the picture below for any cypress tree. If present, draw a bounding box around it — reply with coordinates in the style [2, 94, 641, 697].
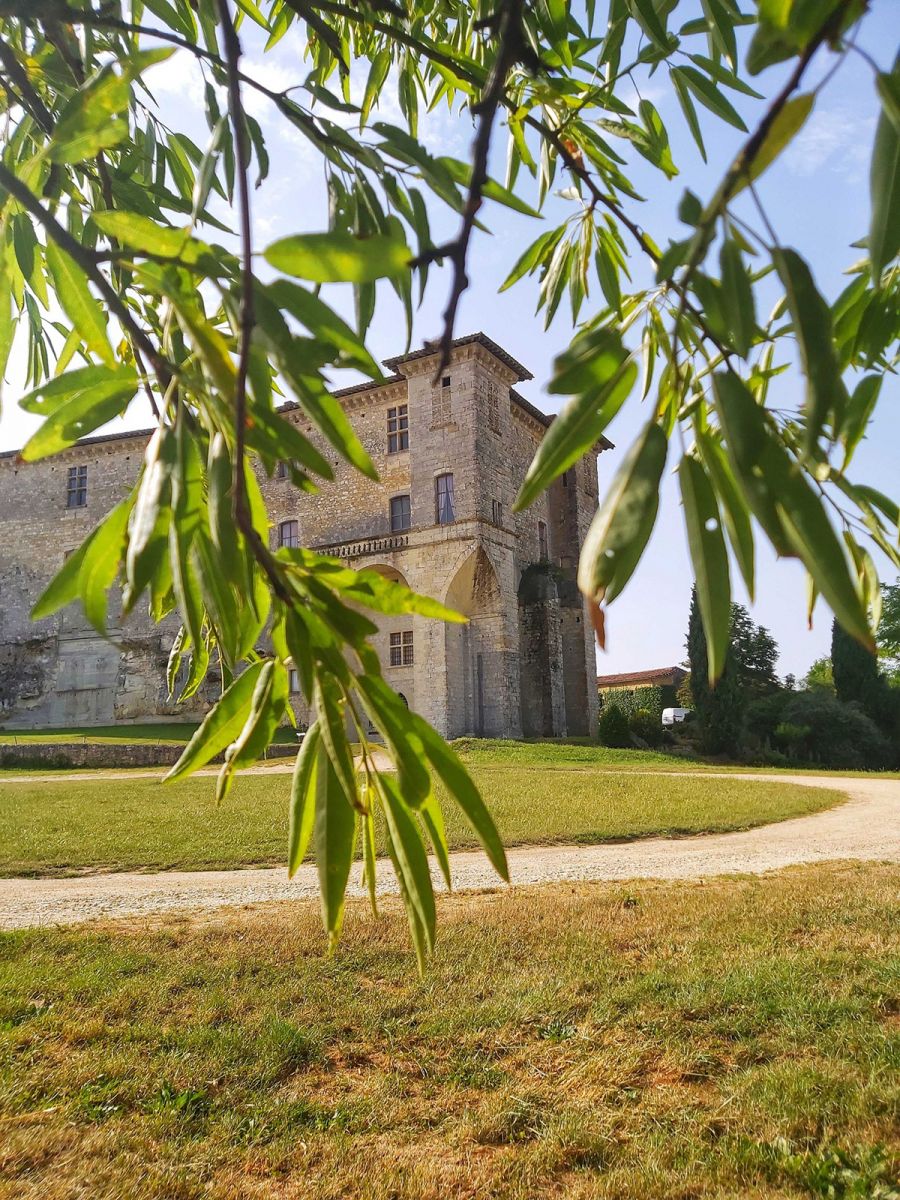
[832, 618, 889, 730]
[687, 588, 745, 756]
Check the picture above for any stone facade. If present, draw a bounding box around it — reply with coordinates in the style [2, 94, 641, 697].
[0, 334, 608, 738]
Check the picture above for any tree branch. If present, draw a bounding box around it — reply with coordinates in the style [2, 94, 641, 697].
[23, 4, 315, 124]
[0, 35, 54, 133]
[426, 0, 525, 377]
[214, 0, 293, 607]
[215, 0, 253, 508]
[668, 2, 852, 371]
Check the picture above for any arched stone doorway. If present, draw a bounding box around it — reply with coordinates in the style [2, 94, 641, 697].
[443, 547, 504, 738]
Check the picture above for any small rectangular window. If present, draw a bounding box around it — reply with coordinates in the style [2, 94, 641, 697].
[66, 464, 88, 508]
[275, 461, 289, 480]
[435, 473, 455, 524]
[487, 381, 501, 433]
[288, 668, 299, 693]
[491, 498, 503, 526]
[538, 520, 549, 561]
[278, 519, 299, 549]
[390, 494, 411, 532]
[387, 404, 409, 453]
[390, 630, 414, 667]
[432, 376, 452, 426]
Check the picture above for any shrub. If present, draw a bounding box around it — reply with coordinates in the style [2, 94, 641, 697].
[598, 704, 631, 748]
[780, 692, 895, 770]
[773, 722, 811, 754]
[629, 707, 662, 748]
[746, 689, 793, 746]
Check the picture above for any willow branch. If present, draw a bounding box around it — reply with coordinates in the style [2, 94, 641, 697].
[0, 159, 170, 414]
[215, 1, 253, 507]
[0, 36, 54, 133]
[426, 0, 525, 376]
[24, 4, 318, 125]
[214, 0, 292, 606]
[669, 2, 852, 370]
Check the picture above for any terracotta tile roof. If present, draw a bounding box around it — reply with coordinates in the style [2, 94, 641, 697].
[597, 666, 687, 688]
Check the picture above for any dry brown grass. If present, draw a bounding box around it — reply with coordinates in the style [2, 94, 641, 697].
[1, 864, 898, 1198]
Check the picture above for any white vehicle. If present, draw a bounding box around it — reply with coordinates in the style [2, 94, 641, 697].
[662, 707, 691, 726]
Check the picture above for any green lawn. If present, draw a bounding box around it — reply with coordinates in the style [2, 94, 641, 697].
[0, 863, 896, 1199]
[0, 765, 838, 877]
[2, 730, 897, 779]
[454, 738, 900, 778]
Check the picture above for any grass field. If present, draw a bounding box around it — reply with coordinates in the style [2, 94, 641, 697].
[0, 863, 896, 1199]
[2, 729, 898, 779]
[454, 739, 900, 778]
[0, 766, 838, 877]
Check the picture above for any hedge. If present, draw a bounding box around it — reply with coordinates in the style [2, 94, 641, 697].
[597, 684, 677, 720]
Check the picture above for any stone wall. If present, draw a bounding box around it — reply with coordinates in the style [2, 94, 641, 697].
[0, 334, 607, 739]
[0, 741, 298, 770]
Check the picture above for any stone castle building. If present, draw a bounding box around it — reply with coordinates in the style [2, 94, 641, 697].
[0, 334, 608, 738]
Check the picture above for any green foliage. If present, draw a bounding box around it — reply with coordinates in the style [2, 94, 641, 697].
[598, 703, 631, 748]
[730, 604, 780, 697]
[599, 684, 674, 721]
[832, 618, 893, 732]
[628, 707, 663, 748]
[746, 689, 793, 746]
[804, 657, 836, 693]
[779, 691, 895, 770]
[774, 722, 812, 752]
[877, 578, 900, 668]
[687, 588, 745, 756]
[2, 0, 898, 957]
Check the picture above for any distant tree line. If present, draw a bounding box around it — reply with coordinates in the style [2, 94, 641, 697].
[598, 581, 900, 770]
[681, 583, 900, 770]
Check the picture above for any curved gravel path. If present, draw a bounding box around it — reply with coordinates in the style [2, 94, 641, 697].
[1, 772, 897, 930]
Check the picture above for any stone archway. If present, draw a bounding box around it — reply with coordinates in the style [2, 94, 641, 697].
[443, 547, 504, 738]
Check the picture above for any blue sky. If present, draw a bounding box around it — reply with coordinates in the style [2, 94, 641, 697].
[2, 3, 897, 680]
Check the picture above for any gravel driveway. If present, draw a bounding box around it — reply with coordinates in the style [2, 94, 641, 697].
[1, 772, 897, 930]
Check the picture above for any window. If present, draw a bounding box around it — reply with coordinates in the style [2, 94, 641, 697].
[487, 381, 501, 433]
[390, 494, 411, 532]
[561, 469, 569, 488]
[538, 520, 549, 561]
[275, 460, 289, 479]
[66, 464, 87, 508]
[288, 668, 300, 693]
[278, 519, 299, 549]
[435, 473, 455, 524]
[432, 374, 452, 426]
[387, 404, 409, 453]
[491, 498, 503, 526]
[390, 630, 414, 667]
